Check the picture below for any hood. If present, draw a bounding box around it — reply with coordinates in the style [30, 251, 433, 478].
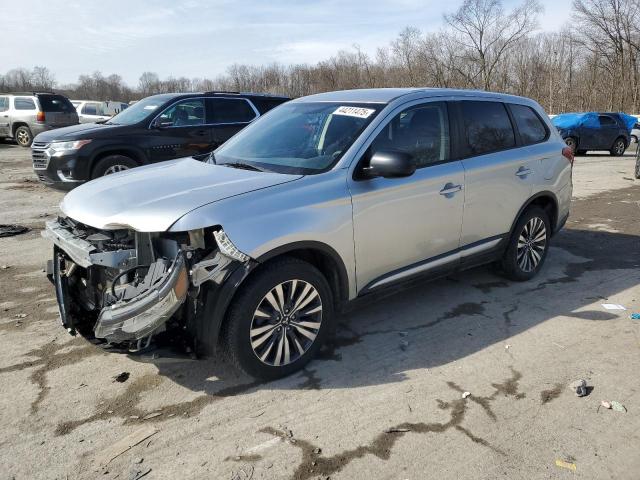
[60, 158, 303, 232]
[34, 122, 126, 143]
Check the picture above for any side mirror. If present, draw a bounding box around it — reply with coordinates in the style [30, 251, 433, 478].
[363, 150, 416, 179]
[152, 118, 173, 129]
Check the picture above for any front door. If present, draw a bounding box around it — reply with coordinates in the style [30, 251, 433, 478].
[207, 97, 258, 149]
[0, 97, 9, 137]
[148, 98, 213, 162]
[348, 101, 465, 292]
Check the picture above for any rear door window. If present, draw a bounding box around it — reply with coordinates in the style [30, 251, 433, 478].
[460, 101, 515, 155]
[598, 115, 616, 127]
[37, 95, 75, 112]
[510, 104, 548, 145]
[208, 98, 257, 124]
[14, 98, 36, 110]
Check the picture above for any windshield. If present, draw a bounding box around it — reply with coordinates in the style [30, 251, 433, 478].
[106, 95, 173, 125]
[213, 102, 383, 174]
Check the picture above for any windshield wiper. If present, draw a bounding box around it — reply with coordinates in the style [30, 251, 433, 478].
[221, 162, 265, 172]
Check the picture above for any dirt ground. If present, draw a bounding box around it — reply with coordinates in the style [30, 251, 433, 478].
[0, 141, 639, 480]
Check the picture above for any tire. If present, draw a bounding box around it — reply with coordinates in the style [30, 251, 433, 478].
[14, 126, 33, 147]
[631, 135, 638, 144]
[564, 137, 577, 154]
[221, 257, 334, 380]
[92, 155, 138, 178]
[610, 137, 626, 156]
[500, 206, 551, 282]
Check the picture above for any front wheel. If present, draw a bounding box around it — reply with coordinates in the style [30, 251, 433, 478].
[564, 137, 577, 154]
[221, 257, 334, 380]
[92, 155, 138, 178]
[610, 137, 626, 156]
[500, 207, 551, 281]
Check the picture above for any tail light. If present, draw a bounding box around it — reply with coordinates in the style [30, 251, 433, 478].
[561, 146, 574, 167]
[36, 111, 45, 122]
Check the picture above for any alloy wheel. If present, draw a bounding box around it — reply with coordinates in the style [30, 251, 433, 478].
[614, 140, 625, 155]
[104, 164, 130, 175]
[250, 279, 323, 367]
[516, 217, 547, 273]
[16, 130, 30, 146]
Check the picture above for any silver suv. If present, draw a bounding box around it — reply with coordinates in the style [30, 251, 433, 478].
[44, 88, 573, 379]
[0, 92, 79, 147]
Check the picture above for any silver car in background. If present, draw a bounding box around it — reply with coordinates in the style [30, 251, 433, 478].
[71, 100, 129, 124]
[44, 88, 573, 379]
[0, 92, 79, 146]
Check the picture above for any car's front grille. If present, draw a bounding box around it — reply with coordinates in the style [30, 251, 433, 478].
[31, 142, 50, 170]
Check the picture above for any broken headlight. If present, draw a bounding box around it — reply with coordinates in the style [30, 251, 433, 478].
[213, 229, 250, 262]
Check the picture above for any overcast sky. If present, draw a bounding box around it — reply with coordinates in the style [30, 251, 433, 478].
[1, 0, 571, 86]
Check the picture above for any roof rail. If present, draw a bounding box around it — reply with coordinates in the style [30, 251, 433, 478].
[203, 90, 241, 95]
[0, 91, 57, 96]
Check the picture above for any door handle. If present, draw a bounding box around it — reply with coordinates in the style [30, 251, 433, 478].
[439, 183, 463, 196]
[515, 167, 532, 177]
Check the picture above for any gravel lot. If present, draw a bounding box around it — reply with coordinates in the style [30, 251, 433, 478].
[1, 141, 639, 480]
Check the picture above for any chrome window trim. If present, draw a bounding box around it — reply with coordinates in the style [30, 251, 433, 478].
[147, 96, 259, 130]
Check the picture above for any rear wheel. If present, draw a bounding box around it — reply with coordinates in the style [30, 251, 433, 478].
[564, 137, 577, 154]
[610, 137, 626, 156]
[14, 126, 33, 147]
[221, 257, 333, 380]
[92, 155, 138, 178]
[500, 207, 551, 281]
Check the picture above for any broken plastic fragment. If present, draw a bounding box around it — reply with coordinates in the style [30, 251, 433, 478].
[462, 391, 471, 399]
[610, 401, 627, 413]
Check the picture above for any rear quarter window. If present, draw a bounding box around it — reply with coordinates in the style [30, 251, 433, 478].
[209, 98, 257, 123]
[250, 97, 289, 114]
[38, 95, 75, 113]
[460, 101, 515, 155]
[509, 104, 548, 145]
[0, 97, 8, 112]
[14, 98, 36, 110]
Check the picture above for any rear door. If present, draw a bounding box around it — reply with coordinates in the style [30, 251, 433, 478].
[596, 115, 619, 149]
[37, 94, 78, 126]
[206, 97, 258, 149]
[0, 96, 9, 137]
[456, 100, 537, 246]
[147, 98, 213, 162]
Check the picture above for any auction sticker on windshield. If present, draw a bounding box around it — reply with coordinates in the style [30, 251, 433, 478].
[334, 106, 376, 119]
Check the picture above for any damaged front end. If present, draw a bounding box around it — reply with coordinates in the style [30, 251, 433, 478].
[44, 217, 251, 352]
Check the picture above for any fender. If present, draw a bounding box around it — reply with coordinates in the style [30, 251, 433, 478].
[89, 144, 148, 171]
[507, 190, 559, 239]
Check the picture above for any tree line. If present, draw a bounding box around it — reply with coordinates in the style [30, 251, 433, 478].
[2, 0, 639, 114]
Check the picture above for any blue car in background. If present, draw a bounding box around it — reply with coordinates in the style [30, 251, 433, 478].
[551, 112, 636, 156]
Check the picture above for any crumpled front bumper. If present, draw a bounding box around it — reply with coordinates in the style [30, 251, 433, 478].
[45, 220, 189, 344]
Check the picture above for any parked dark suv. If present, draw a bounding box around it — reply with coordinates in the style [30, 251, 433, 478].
[32, 92, 289, 189]
[551, 112, 634, 156]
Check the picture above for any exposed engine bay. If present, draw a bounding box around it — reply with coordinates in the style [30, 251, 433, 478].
[44, 216, 252, 353]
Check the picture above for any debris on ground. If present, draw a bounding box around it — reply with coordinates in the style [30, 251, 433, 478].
[134, 458, 144, 464]
[231, 464, 254, 480]
[601, 400, 612, 410]
[462, 391, 471, 399]
[399, 340, 409, 351]
[113, 371, 130, 383]
[630, 313, 640, 320]
[142, 412, 162, 420]
[0, 224, 30, 238]
[93, 426, 158, 469]
[601, 303, 626, 311]
[555, 459, 577, 471]
[610, 401, 627, 413]
[0, 265, 9, 269]
[398, 331, 408, 337]
[570, 379, 589, 397]
[313, 448, 322, 454]
[14, 313, 27, 319]
[128, 466, 151, 480]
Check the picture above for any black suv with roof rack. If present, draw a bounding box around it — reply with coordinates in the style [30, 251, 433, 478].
[31, 91, 289, 190]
